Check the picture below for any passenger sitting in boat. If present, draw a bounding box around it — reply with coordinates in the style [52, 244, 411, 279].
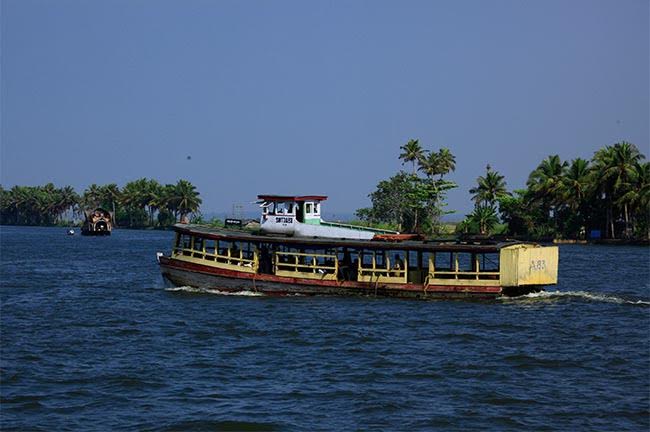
[392, 254, 404, 276]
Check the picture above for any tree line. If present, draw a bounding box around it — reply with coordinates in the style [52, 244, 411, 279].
[357, 140, 649, 240]
[0, 178, 202, 228]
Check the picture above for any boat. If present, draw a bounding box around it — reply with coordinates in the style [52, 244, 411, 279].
[81, 208, 113, 236]
[157, 195, 559, 299]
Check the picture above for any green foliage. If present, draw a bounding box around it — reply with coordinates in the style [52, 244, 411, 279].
[399, 139, 424, 174]
[358, 141, 458, 235]
[1, 178, 203, 229]
[469, 165, 510, 208]
[501, 141, 648, 240]
[0, 184, 79, 226]
[458, 205, 499, 235]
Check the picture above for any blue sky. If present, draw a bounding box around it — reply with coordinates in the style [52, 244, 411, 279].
[1, 0, 648, 218]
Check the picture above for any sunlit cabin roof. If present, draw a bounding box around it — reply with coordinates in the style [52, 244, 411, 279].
[173, 224, 526, 253]
[257, 195, 328, 202]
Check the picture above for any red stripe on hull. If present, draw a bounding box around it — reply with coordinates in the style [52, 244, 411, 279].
[159, 256, 503, 298]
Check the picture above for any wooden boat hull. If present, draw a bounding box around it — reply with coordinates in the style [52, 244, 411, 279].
[158, 256, 526, 299]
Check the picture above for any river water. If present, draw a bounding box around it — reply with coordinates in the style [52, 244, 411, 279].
[1, 226, 648, 431]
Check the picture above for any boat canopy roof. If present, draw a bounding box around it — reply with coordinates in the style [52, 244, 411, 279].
[173, 224, 527, 253]
[257, 195, 328, 202]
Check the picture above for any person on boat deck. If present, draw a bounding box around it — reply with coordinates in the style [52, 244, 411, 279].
[392, 254, 404, 274]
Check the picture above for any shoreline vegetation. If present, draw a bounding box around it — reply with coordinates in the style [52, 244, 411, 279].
[355, 139, 648, 243]
[1, 140, 648, 243]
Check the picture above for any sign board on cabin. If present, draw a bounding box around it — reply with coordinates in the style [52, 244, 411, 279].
[225, 218, 243, 228]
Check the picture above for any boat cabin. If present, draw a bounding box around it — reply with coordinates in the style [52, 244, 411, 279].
[257, 195, 397, 239]
[258, 195, 325, 234]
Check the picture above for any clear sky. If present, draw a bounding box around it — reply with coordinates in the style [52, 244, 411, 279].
[1, 0, 648, 218]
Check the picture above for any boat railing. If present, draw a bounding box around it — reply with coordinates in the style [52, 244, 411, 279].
[274, 251, 338, 280]
[357, 256, 407, 284]
[427, 256, 500, 281]
[320, 220, 398, 234]
[429, 270, 500, 280]
[173, 245, 259, 273]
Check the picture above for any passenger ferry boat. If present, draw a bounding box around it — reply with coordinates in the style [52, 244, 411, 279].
[158, 195, 559, 299]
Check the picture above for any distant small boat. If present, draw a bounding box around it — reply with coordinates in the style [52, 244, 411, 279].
[81, 208, 113, 236]
[67, 229, 75, 236]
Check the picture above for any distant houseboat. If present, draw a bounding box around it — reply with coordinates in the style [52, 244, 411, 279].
[81, 208, 113, 236]
[157, 195, 559, 299]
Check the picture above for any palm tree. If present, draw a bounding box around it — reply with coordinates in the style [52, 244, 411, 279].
[83, 184, 103, 209]
[146, 179, 163, 226]
[562, 158, 591, 212]
[527, 155, 568, 202]
[437, 148, 456, 178]
[617, 161, 650, 237]
[96, 183, 120, 225]
[167, 180, 202, 222]
[120, 180, 146, 227]
[417, 150, 440, 179]
[470, 165, 510, 207]
[526, 155, 568, 235]
[399, 139, 424, 174]
[419, 148, 456, 180]
[593, 142, 644, 238]
[57, 185, 80, 222]
[468, 205, 499, 235]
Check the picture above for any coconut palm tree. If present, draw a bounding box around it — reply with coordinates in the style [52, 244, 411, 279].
[526, 155, 568, 234]
[437, 148, 456, 178]
[120, 180, 147, 227]
[469, 165, 510, 207]
[417, 150, 440, 179]
[83, 184, 103, 209]
[417, 148, 456, 179]
[399, 139, 424, 174]
[616, 161, 650, 236]
[593, 142, 644, 238]
[562, 158, 591, 212]
[99, 183, 120, 224]
[527, 155, 568, 202]
[173, 180, 202, 222]
[468, 205, 499, 235]
[57, 185, 80, 222]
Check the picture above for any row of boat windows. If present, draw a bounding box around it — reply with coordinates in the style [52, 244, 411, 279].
[263, 202, 320, 215]
[175, 234, 500, 272]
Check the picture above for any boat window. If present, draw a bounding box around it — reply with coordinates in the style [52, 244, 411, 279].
[314, 203, 320, 214]
[456, 253, 473, 272]
[193, 237, 204, 251]
[408, 251, 418, 268]
[361, 251, 373, 267]
[218, 240, 232, 255]
[389, 251, 406, 269]
[180, 234, 191, 249]
[306, 203, 313, 213]
[434, 252, 452, 270]
[479, 253, 499, 272]
[422, 252, 431, 269]
[375, 251, 386, 267]
[273, 202, 294, 215]
[205, 239, 216, 255]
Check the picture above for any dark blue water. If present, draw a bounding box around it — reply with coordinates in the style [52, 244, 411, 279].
[1, 226, 649, 431]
